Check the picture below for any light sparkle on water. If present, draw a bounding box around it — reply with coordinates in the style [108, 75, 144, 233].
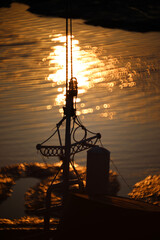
[43, 33, 137, 120]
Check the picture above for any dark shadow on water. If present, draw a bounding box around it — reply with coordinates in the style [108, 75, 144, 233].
[1, 0, 160, 32]
[0, 178, 39, 219]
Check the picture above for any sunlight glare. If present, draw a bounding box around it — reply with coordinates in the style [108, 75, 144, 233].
[44, 33, 137, 117]
[46, 34, 109, 106]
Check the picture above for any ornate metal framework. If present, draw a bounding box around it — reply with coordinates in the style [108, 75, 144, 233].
[36, 116, 101, 159]
[36, 112, 101, 231]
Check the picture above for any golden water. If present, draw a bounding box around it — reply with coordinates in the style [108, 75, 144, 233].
[0, 3, 160, 197]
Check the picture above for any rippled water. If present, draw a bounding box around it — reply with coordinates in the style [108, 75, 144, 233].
[0, 178, 39, 219]
[0, 3, 160, 196]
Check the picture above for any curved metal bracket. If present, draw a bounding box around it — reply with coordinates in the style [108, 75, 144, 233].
[36, 133, 101, 158]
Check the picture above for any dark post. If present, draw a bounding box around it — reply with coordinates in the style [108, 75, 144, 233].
[86, 147, 110, 195]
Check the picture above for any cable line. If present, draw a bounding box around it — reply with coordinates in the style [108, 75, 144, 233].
[99, 138, 132, 191]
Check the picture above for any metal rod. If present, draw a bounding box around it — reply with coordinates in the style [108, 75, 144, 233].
[66, 0, 68, 91]
[44, 163, 63, 231]
[70, 18, 73, 79]
[63, 95, 72, 200]
[64, 0, 72, 201]
[70, 160, 84, 190]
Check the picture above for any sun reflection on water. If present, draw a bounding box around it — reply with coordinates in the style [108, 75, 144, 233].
[46, 34, 107, 101]
[43, 33, 137, 118]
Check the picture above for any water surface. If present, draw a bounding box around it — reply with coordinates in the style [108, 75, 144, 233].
[0, 3, 160, 197]
[0, 178, 39, 219]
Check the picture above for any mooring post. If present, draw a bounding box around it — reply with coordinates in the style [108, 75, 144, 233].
[86, 146, 110, 195]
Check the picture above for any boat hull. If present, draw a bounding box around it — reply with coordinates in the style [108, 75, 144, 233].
[58, 193, 160, 240]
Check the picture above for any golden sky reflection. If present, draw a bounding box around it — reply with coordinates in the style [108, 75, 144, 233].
[43, 33, 137, 119]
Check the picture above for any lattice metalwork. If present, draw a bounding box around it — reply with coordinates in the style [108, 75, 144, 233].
[37, 134, 101, 158]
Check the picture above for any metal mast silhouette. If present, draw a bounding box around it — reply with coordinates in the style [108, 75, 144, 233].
[63, 4, 76, 196]
[36, 1, 101, 201]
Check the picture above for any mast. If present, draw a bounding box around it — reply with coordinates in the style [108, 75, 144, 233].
[66, 0, 68, 91]
[36, 1, 101, 230]
[63, 0, 73, 198]
[63, 93, 71, 198]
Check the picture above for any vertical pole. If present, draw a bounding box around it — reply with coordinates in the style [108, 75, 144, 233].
[63, 0, 71, 202]
[63, 96, 71, 200]
[70, 18, 73, 79]
[66, 0, 68, 91]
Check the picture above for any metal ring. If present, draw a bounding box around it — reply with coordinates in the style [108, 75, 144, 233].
[73, 126, 87, 143]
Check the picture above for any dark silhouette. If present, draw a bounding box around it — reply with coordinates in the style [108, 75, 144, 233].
[1, 0, 160, 32]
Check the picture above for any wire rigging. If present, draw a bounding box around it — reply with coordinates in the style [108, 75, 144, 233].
[69, 0, 73, 80]
[40, 128, 58, 145]
[110, 158, 132, 191]
[66, 0, 74, 90]
[99, 138, 132, 191]
[70, 11, 73, 79]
